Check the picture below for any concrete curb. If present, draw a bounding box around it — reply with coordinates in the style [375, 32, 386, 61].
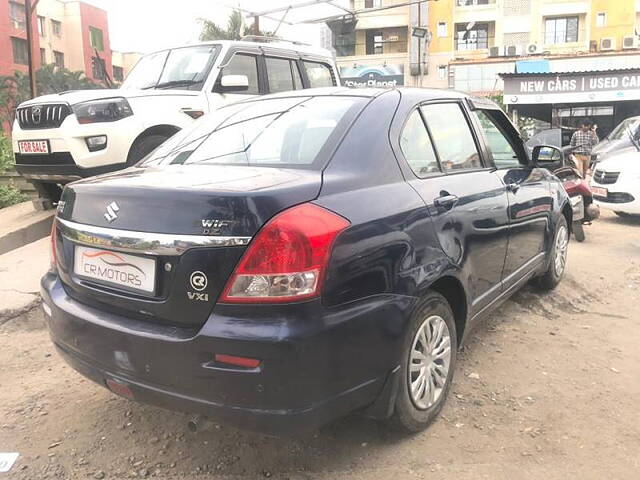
[0, 213, 54, 255]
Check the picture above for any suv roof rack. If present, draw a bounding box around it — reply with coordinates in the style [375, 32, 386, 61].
[241, 35, 312, 47]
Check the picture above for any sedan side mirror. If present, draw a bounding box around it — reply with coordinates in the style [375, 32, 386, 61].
[216, 74, 249, 93]
[531, 145, 563, 168]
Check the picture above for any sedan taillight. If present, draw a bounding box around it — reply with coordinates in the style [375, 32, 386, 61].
[220, 203, 349, 303]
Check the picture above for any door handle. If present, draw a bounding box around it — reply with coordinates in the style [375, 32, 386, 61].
[434, 194, 459, 210]
[506, 183, 521, 193]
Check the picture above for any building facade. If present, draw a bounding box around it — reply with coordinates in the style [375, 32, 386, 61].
[1, 0, 140, 84]
[331, 0, 640, 136]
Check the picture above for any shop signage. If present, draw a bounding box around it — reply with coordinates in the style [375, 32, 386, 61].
[340, 64, 404, 88]
[504, 70, 640, 96]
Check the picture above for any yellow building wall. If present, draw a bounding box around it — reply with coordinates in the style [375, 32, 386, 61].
[428, 0, 454, 54]
[590, 0, 636, 45]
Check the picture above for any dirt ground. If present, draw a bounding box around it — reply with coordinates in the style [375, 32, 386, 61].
[1, 210, 639, 480]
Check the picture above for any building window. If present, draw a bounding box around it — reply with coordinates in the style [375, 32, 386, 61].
[366, 30, 384, 54]
[9, 1, 26, 30]
[92, 56, 106, 79]
[90, 26, 104, 51]
[54, 50, 64, 68]
[113, 65, 124, 83]
[437, 22, 447, 38]
[37, 16, 45, 36]
[52, 19, 62, 36]
[596, 13, 606, 28]
[364, 0, 381, 8]
[11, 37, 28, 65]
[545, 16, 579, 44]
[438, 65, 448, 79]
[455, 23, 490, 50]
[40, 48, 46, 65]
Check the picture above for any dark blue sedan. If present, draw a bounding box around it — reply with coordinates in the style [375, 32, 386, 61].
[42, 88, 571, 434]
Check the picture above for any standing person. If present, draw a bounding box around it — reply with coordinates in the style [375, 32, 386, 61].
[570, 119, 599, 177]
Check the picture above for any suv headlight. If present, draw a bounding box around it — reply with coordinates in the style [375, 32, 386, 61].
[73, 97, 133, 124]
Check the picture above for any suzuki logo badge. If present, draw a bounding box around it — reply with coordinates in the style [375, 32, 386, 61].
[104, 201, 120, 223]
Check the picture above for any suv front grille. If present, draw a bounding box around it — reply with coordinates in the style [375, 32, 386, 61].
[14, 152, 75, 166]
[593, 169, 620, 185]
[16, 104, 72, 130]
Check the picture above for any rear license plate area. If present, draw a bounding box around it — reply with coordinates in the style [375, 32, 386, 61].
[73, 246, 157, 296]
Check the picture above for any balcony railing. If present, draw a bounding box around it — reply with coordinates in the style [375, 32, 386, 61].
[335, 40, 408, 57]
[456, 0, 496, 6]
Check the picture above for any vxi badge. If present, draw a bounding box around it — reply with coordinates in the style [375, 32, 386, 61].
[188, 271, 209, 302]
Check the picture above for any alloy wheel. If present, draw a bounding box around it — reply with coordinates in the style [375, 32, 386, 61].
[408, 315, 452, 410]
[554, 225, 569, 276]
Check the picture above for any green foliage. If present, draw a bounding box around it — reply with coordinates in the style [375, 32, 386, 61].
[199, 9, 269, 41]
[0, 184, 27, 209]
[0, 134, 13, 174]
[0, 64, 101, 124]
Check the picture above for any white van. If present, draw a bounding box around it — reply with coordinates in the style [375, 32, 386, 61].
[12, 39, 340, 205]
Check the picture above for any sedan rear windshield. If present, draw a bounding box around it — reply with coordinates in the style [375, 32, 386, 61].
[142, 96, 367, 169]
[122, 44, 220, 91]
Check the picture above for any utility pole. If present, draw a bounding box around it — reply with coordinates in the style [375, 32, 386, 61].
[252, 15, 260, 36]
[25, 0, 37, 98]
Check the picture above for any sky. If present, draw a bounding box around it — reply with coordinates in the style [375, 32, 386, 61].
[80, 0, 348, 54]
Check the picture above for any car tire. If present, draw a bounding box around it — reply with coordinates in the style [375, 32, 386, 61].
[126, 134, 170, 166]
[389, 291, 457, 433]
[535, 215, 569, 290]
[573, 222, 585, 242]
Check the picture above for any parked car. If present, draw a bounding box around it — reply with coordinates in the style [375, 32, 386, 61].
[12, 39, 339, 206]
[591, 116, 640, 165]
[590, 145, 640, 217]
[42, 88, 571, 435]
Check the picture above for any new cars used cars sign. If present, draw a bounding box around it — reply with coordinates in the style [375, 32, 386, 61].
[502, 69, 640, 104]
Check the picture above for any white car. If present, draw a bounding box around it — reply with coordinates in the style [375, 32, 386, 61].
[590, 149, 640, 216]
[12, 39, 340, 205]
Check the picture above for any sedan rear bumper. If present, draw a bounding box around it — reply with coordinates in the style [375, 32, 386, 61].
[41, 273, 410, 434]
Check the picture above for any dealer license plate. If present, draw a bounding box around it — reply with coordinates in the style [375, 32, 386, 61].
[18, 140, 49, 154]
[591, 186, 608, 198]
[74, 246, 156, 294]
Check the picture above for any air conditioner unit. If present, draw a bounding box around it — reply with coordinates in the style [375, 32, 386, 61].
[505, 45, 523, 57]
[600, 37, 616, 51]
[526, 43, 541, 55]
[489, 46, 504, 57]
[622, 35, 638, 49]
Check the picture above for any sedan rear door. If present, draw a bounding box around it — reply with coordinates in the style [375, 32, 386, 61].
[399, 101, 511, 315]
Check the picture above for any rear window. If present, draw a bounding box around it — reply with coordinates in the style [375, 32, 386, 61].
[142, 96, 365, 168]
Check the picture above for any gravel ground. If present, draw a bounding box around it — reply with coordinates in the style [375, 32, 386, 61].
[1, 211, 639, 480]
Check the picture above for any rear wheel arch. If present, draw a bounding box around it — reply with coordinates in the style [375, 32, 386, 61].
[561, 200, 573, 233]
[126, 124, 181, 165]
[426, 276, 468, 346]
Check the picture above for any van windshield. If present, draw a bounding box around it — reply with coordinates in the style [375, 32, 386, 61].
[122, 45, 220, 91]
[142, 96, 367, 169]
[608, 117, 640, 140]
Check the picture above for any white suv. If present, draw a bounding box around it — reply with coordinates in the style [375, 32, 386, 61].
[12, 39, 339, 205]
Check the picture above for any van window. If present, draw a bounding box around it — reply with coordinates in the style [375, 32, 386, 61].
[223, 54, 259, 94]
[266, 57, 295, 93]
[303, 61, 334, 88]
[420, 103, 482, 171]
[292, 61, 303, 89]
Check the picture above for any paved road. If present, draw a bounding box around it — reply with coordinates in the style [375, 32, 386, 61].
[1, 211, 639, 479]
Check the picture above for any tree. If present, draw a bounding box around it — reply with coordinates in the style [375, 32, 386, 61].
[0, 64, 101, 125]
[199, 9, 269, 41]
